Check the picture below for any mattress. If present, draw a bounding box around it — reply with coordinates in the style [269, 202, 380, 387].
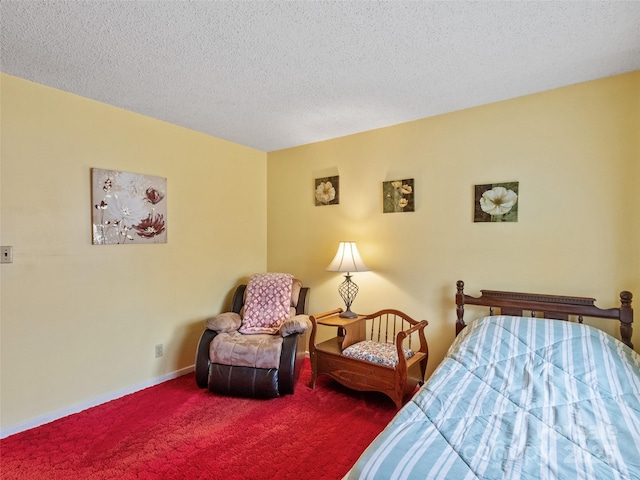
[345, 316, 640, 480]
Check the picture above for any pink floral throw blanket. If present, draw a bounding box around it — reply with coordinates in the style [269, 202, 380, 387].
[239, 273, 293, 334]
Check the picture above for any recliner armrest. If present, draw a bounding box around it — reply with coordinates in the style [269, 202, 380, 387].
[205, 312, 242, 333]
[280, 315, 311, 337]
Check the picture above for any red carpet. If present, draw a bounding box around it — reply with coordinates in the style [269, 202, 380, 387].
[0, 359, 396, 479]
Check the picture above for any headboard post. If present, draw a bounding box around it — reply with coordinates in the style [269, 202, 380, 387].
[620, 290, 634, 350]
[456, 280, 466, 335]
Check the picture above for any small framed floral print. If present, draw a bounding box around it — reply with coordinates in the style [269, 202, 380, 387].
[383, 179, 414, 213]
[474, 181, 519, 222]
[315, 176, 339, 206]
[92, 168, 167, 244]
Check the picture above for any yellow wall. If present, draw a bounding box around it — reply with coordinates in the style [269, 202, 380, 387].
[627, 73, 640, 318]
[2, 71, 638, 435]
[0, 75, 267, 431]
[267, 72, 640, 375]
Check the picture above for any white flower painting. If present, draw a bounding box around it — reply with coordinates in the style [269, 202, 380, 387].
[315, 176, 339, 206]
[474, 182, 519, 222]
[92, 168, 167, 244]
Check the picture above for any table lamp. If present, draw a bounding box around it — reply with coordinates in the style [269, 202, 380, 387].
[326, 241, 369, 318]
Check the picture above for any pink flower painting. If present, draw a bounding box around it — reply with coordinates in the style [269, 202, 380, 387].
[92, 168, 167, 244]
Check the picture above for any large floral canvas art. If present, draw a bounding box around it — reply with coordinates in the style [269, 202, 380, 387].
[474, 181, 519, 222]
[383, 179, 415, 213]
[315, 176, 339, 206]
[92, 168, 167, 244]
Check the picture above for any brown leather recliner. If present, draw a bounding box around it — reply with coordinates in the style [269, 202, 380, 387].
[195, 274, 310, 398]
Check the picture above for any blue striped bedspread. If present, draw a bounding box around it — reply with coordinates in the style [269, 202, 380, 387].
[346, 316, 640, 480]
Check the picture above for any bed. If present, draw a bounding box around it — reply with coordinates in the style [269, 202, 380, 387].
[345, 281, 638, 479]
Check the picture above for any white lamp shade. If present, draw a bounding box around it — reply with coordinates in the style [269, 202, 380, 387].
[326, 241, 369, 273]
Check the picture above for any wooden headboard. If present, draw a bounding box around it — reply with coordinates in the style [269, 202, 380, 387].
[455, 280, 634, 349]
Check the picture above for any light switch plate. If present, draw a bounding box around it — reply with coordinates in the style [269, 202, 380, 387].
[1, 246, 13, 263]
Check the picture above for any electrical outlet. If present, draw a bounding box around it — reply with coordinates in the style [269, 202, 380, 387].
[155, 344, 163, 358]
[1, 246, 13, 264]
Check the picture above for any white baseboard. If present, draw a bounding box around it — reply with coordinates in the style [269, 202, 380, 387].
[0, 365, 194, 439]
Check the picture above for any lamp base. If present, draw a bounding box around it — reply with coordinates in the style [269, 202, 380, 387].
[337, 274, 360, 319]
[339, 308, 358, 319]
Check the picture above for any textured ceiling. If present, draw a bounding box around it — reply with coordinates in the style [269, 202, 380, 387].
[1, 1, 639, 152]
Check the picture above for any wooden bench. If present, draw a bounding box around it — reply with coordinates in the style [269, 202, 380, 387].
[309, 308, 428, 409]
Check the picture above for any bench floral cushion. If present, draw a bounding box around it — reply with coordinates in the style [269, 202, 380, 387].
[342, 340, 414, 368]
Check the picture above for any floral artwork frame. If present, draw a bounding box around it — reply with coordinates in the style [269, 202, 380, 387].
[383, 179, 414, 213]
[474, 181, 519, 222]
[92, 168, 167, 244]
[315, 176, 339, 206]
